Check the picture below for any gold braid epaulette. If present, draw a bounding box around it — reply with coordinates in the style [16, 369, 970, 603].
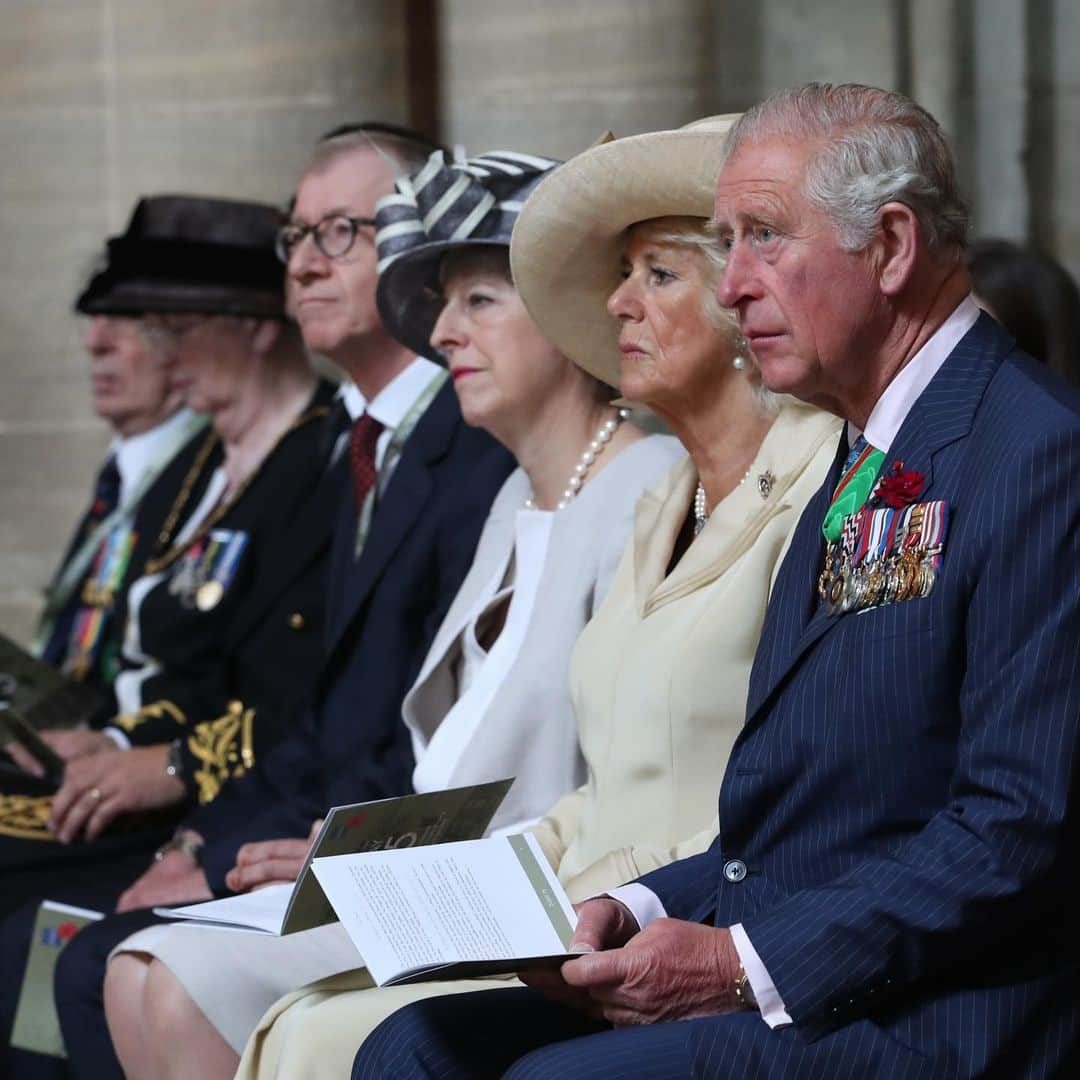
[187, 700, 256, 805]
[0, 794, 57, 841]
[115, 700, 187, 733]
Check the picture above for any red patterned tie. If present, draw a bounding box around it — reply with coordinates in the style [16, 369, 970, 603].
[348, 413, 384, 515]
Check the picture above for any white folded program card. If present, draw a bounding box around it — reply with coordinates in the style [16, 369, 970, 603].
[311, 832, 583, 986]
[154, 778, 514, 936]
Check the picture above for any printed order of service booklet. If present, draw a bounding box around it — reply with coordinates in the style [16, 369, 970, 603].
[10, 901, 104, 1058]
[311, 832, 582, 987]
[156, 778, 513, 936]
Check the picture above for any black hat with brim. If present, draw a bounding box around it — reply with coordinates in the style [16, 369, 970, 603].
[76, 195, 286, 320]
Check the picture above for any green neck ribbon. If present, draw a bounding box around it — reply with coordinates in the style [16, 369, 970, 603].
[821, 447, 886, 543]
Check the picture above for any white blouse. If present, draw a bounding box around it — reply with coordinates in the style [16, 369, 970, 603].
[401, 433, 688, 837]
[411, 509, 554, 826]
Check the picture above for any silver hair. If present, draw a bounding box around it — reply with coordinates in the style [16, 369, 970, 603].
[629, 217, 779, 416]
[720, 83, 970, 254]
[301, 129, 433, 185]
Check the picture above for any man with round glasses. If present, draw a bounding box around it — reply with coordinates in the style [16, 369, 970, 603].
[274, 211, 376, 264]
[277, 126, 431, 406]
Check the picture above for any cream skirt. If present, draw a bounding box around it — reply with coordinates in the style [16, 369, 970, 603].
[111, 921, 363, 1054]
[236, 970, 518, 1080]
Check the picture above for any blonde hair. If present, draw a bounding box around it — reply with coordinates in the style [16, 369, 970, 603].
[628, 217, 778, 415]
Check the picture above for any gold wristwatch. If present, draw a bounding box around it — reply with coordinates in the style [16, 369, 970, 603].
[734, 965, 759, 1011]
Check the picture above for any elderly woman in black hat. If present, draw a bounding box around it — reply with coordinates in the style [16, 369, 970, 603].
[0, 195, 339, 911]
[98, 149, 683, 1080]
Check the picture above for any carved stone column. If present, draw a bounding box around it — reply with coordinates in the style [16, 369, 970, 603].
[437, 0, 715, 157]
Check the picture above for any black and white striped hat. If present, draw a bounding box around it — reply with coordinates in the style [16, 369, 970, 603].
[374, 149, 559, 360]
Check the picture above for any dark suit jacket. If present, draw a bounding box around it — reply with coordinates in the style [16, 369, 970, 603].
[640, 315, 1080, 1077]
[110, 382, 340, 800]
[0, 383, 340, 903]
[186, 381, 515, 889]
[36, 420, 205, 696]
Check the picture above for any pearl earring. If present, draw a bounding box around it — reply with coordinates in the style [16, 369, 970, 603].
[732, 353, 748, 371]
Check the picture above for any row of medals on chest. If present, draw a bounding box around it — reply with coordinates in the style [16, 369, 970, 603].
[818, 501, 941, 615]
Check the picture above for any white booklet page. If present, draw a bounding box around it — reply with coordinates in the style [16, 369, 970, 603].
[156, 882, 294, 934]
[311, 833, 579, 986]
[154, 779, 513, 936]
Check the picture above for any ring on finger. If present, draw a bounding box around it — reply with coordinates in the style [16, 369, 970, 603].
[89, 787, 103, 801]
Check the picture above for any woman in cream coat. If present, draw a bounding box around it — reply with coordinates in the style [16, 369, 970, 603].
[235, 117, 843, 1080]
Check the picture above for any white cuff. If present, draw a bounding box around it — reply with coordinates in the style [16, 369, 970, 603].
[730, 922, 792, 1028]
[599, 883, 668, 932]
[102, 726, 131, 751]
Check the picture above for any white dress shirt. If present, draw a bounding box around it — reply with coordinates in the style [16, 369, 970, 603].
[112, 406, 200, 508]
[859, 295, 980, 452]
[607, 296, 982, 1028]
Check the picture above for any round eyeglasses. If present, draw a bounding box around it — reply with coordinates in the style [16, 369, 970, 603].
[275, 214, 377, 264]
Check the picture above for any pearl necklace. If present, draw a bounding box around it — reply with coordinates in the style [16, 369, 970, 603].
[525, 408, 631, 511]
[693, 461, 774, 537]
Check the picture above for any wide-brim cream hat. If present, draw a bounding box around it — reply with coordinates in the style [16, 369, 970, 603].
[510, 115, 740, 390]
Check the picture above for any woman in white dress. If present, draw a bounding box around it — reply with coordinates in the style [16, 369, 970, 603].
[100, 148, 684, 1080]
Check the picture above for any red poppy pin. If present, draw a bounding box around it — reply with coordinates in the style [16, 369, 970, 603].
[872, 461, 925, 509]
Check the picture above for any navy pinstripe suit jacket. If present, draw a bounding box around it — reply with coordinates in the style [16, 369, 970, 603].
[640, 314, 1080, 1077]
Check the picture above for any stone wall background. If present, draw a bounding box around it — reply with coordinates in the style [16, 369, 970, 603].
[0, 0, 412, 643]
[2, 0, 1076, 644]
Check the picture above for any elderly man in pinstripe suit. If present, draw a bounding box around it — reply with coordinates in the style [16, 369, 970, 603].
[353, 83, 1080, 1080]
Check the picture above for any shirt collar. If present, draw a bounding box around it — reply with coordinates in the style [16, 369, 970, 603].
[362, 356, 442, 433]
[852, 294, 981, 452]
[113, 407, 197, 504]
[337, 382, 366, 422]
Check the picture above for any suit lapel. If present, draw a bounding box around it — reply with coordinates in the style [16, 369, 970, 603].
[745, 314, 1008, 724]
[744, 437, 847, 721]
[324, 383, 458, 661]
[325, 473, 361, 648]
